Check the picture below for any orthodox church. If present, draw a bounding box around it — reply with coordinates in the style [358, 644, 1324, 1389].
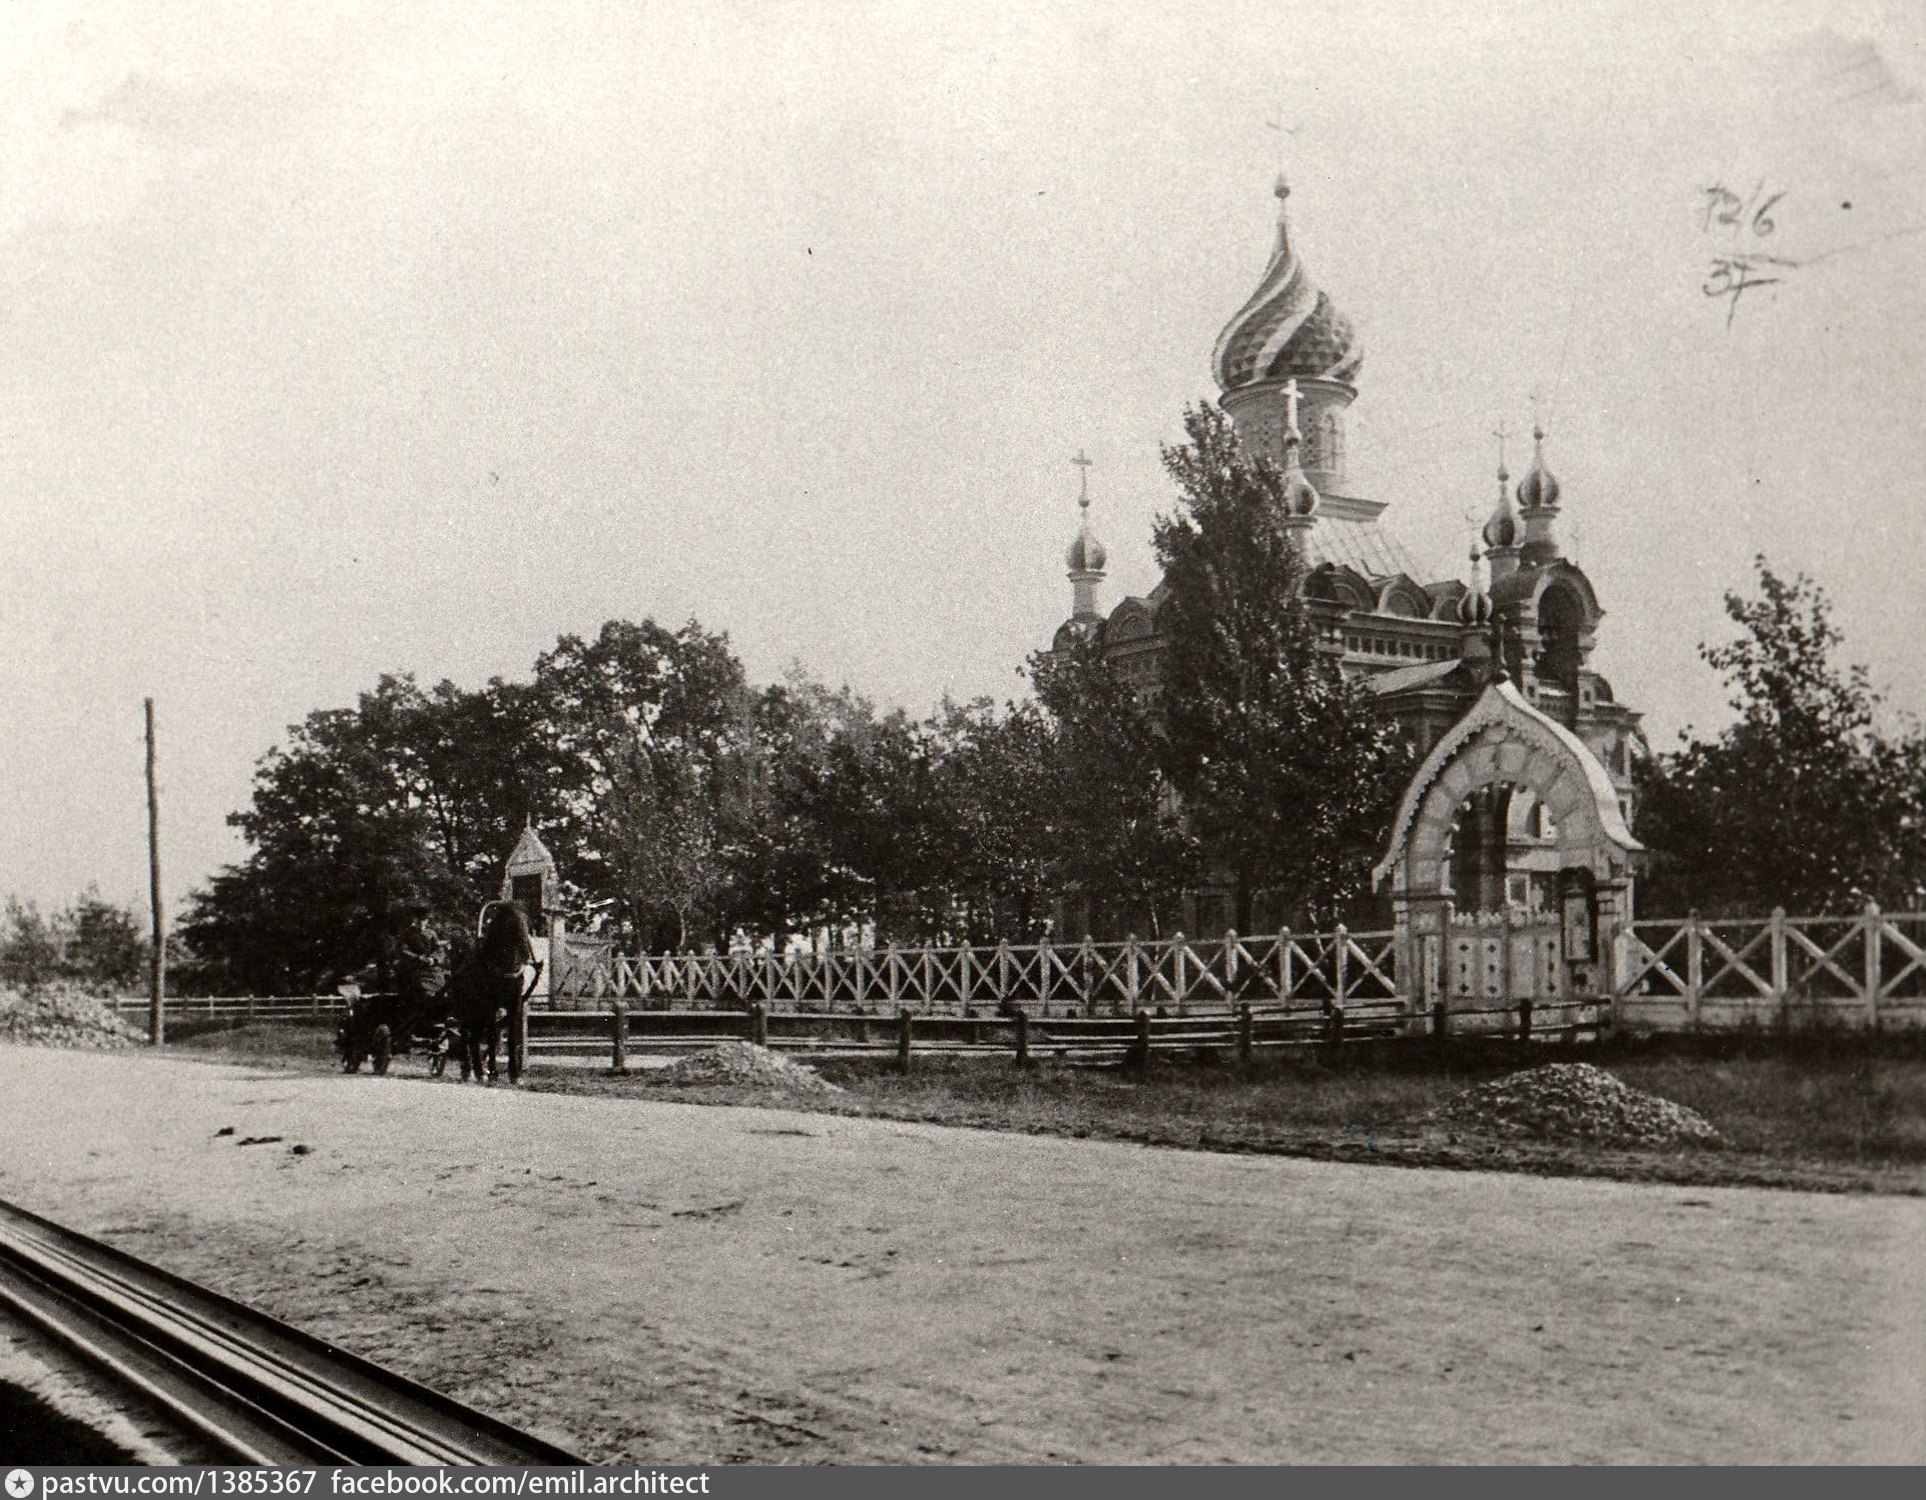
[1051, 177, 1645, 919]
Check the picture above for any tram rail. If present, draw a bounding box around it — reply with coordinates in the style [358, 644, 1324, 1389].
[0, 1196, 582, 1466]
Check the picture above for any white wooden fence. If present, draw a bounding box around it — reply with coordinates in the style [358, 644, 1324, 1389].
[563, 927, 1401, 1018]
[109, 995, 346, 1019]
[1615, 905, 1926, 1032]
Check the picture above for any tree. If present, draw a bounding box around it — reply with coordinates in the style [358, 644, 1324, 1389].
[1152, 404, 1410, 927]
[527, 620, 754, 948]
[1028, 634, 1193, 937]
[1638, 558, 1926, 916]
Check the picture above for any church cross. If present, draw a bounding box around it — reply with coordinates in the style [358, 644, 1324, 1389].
[1071, 449, 1093, 507]
[1282, 378, 1303, 439]
[1492, 419, 1510, 473]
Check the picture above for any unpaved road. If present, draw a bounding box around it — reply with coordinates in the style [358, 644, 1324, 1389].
[1, 1046, 1920, 1464]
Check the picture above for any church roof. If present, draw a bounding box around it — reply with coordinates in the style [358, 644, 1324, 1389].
[1303, 513, 1423, 579]
[1364, 658, 1464, 697]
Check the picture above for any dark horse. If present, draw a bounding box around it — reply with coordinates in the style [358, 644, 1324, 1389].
[447, 901, 538, 1084]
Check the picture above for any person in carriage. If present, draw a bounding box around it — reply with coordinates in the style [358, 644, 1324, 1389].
[339, 902, 457, 1074]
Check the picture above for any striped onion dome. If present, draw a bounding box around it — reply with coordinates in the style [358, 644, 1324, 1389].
[1458, 547, 1496, 626]
[1211, 177, 1363, 393]
[1482, 465, 1520, 549]
[1516, 425, 1561, 511]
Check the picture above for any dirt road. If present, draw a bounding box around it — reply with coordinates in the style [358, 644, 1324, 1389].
[1, 1046, 1920, 1463]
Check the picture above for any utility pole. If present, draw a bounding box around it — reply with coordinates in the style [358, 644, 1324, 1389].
[145, 697, 165, 1045]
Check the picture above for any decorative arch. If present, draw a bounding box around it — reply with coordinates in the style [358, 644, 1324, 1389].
[1374, 681, 1639, 895]
[1375, 574, 1432, 619]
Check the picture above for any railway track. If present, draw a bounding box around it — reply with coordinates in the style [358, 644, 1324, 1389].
[0, 1197, 583, 1465]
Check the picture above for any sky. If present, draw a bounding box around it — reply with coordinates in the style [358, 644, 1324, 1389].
[3, 0, 1924, 916]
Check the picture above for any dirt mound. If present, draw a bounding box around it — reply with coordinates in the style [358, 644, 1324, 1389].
[0, 985, 145, 1050]
[646, 1041, 844, 1095]
[1426, 1063, 1721, 1149]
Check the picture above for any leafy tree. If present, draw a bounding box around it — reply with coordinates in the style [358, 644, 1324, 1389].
[527, 620, 754, 948]
[1638, 558, 1926, 916]
[1028, 634, 1193, 937]
[1152, 404, 1410, 927]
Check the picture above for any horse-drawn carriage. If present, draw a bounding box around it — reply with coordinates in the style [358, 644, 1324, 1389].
[337, 900, 539, 1083]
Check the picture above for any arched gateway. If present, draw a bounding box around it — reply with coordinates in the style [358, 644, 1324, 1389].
[1374, 682, 1642, 1027]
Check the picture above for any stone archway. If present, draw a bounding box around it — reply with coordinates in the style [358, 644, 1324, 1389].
[1375, 682, 1641, 1016]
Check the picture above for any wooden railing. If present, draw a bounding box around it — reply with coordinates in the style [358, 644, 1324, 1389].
[1615, 905, 1926, 1031]
[567, 928, 1400, 1018]
[109, 995, 347, 1019]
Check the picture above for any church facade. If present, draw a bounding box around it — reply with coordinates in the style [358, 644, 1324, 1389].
[1051, 178, 1645, 923]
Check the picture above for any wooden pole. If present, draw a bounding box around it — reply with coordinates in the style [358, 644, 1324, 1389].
[896, 1008, 914, 1072]
[1012, 1005, 1030, 1068]
[749, 1000, 768, 1048]
[1236, 1002, 1253, 1063]
[144, 698, 165, 1047]
[610, 997, 629, 1075]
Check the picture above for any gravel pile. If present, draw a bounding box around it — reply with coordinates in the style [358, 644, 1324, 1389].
[647, 1041, 844, 1095]
[0, 985, 145, 1050]
[1426, 1063, 1721, 1149]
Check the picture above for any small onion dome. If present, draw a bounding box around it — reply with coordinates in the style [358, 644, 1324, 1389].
[1280, 417, 1321, 518]
[1282, 465, 1321, 518]
[1065, 525, 1107, 574]
[1516, 424, 1561, 511]
[1458, 547, 1495, 626]
[1211, 177, 1363, 393]
[1482, 464, 1520, 549]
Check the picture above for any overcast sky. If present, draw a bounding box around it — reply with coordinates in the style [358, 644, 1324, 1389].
[4, 0, 1924, 915]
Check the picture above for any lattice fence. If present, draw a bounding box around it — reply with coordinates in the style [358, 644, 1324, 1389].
[1615, 905, 1926, 1031]
[571, 928, 1398, 1018]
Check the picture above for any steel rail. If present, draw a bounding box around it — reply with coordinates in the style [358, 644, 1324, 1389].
[0, 1197, 583, 1466]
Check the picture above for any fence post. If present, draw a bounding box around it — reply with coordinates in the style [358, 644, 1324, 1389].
[1013, 1005, 1030, 1068]
[1685, 910, 1703, 1031]
[1865, 901, 1883, 1030]
[1236, 1002, 1253, 1063]
[637, 954, 652, 1008]
[610, 998, 628, 1075]
[1124, 936, 1141, 1018]
[897, 1007, 914, 1072]
[749, 1000, 768, 1049]
[996, 940, 1012, 1012]
[1769, 906, 1789, 1024]
[1278, 927, 1295, 1004]
[1036, 933, 1052, 1015]
[1325, 1004, 1344, 1064]
[1170, 932, 1187, 1017]
[1132, 1007, 1152, 1070]
[1518, 996, 1533, 1045]
[1080, 935, 1096, 1018]
[1224, 929, 1240, 1005]
[1335, 924, 1350, 1005]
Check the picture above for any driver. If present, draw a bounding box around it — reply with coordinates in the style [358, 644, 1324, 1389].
[395, 903, 448, 1026]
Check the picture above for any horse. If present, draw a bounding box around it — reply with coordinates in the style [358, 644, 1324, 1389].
[449, 901, 538, 1084]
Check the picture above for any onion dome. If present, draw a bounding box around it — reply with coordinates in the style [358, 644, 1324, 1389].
[1516, 425, 1561, 511]
[1458, 546, 1495, 627]
[1279, 382, 1321, 519]
[1482, 463, 1520, 550]
[1211, 176, 1363, 393]
[1064, 451, 1107, 573]
[1064, 525, 1107, 574]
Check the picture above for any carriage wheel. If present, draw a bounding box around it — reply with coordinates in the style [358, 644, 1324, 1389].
[372, 1024, 392, 1076]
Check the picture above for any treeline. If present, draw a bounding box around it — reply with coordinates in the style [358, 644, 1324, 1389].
[182, 407, 1405, 995]
[1636, 560, 1926, 918]
[1, 889, 150, 993]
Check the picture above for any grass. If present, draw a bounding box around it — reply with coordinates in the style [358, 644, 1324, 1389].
[152, 1017, 1926, 1194]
